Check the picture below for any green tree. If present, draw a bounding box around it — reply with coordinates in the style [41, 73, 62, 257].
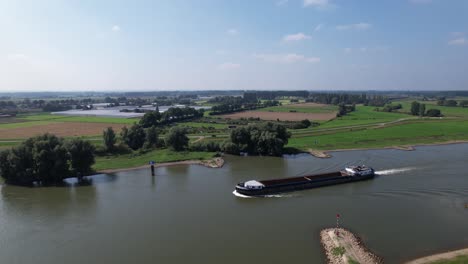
[145, 126, 159, 148]
[444, 100, 458, 107]
[419, 103, 426, 117]
[30, 134, 70, 184]
[221, 141, 240, 154]
[410, 101, 420, 115]
[300, 119, 311, 128]
[124, 124, 146, 150]
[165, 127, 189, 151]
[120, 126, 129, 143]
[103, 127, 116, 152]
[426, 109, 442, 117]
[139, 110, 161, 128]
[228, 123, 291, 156]
[66, 139, 95, 180]
[0, 134, 96, 186]
[460, 100, 468, 107]
[0, 146, 34, 185]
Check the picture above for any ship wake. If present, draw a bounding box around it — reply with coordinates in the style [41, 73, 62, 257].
[375, 167, 415, 175]
[232, 190, 297, 199]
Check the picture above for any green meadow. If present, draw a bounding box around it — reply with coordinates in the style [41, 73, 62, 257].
[0, 120, 58, 129]
[429, 255, 468, 264]
[93, 148, 215, 171]
[319, 106, 410, 128]
[288, 120, 468, 151]
[3, 100, 468, 168]
[258, 104, 337, 113]
[18, 112, 138, 124]
[393, 101, 468, 118]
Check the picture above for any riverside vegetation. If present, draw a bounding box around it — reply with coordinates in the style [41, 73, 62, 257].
[2, 90, 468, 175]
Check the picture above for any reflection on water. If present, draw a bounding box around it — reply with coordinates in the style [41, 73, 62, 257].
[0, 144, 467, 264]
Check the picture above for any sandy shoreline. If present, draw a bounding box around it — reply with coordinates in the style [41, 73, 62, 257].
[405, 248, 468, 264]
[320, 228, 383, 264]
[96, 157, 224, 174]
[308, 140, 468, 159]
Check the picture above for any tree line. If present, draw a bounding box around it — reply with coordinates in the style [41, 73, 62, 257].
[437, 98, 468, 108]
[139, 106, 204, 128]
[375, 103, 402, 112]
[208, 95, 280, 115]
[102, 107, 201, 153]
[0, 134, 95, 186]
[306, 93, 388, 107]
[103, 125, 190, 152]
[221, 122, 291, 156]
[410, 101, 442, 117]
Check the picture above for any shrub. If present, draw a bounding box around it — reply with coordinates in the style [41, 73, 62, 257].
[165, 127, 189, 151]
[426, 109, 442, 117]
[332, 246, 346, 257]
[221, 141, 240, 155]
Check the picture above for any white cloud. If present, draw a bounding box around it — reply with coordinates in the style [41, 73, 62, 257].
[219, 62, 240, 70]
[7, 54, 29, 61]
[314, 24, 324, 32]
[305, 57, 321, 63]
[253, 53, 320, 64]
[448, 38, 467, 46]
[344, 46, 389, 53]
[336, 23, 372, 31]
[283, 33, 311, 42]
[304, 0, 330, 8]
[451, 32, 465, 37]
[409, 0, 432, 4]
[276, 0, 288, 6]
[227, 28, 238, 36]
[112, 25, 121, 32]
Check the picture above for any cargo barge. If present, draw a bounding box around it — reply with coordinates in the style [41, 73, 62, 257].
[235, 166, 375, 196]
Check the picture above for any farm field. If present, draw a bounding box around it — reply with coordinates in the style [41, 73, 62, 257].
[258, 103, 337, 113]
[0, 122, 126, 139]
[220, 110, 336, 121]
[18, 112, 138, 124]
[0, 112, 137, 141]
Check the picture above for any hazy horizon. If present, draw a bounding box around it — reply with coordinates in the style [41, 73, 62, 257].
[1, 0, 467, 92]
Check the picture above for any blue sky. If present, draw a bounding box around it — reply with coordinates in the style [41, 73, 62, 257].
[0, 0, 467, 92]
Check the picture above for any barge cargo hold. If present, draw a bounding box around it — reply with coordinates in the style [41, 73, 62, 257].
[235, 166, 375, 196]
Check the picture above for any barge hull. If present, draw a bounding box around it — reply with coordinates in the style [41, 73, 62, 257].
[235, 173, 373, 196]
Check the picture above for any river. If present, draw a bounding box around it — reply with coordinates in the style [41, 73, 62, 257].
[1, 144, 467, 263]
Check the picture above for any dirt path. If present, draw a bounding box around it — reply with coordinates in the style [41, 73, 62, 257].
[405, 248, 468, 264]
[191, 136, 205, 143]
[320, 228, 382, 264]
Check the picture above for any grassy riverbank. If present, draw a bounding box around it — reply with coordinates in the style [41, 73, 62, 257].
[2, 101, 468, 170]
[431, 255, 468, 264]
[406, 248, 468, 264]
[288, 120, 468, 151]
[93, 148, 216, 171]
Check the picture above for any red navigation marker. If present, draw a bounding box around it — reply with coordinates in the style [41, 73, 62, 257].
[336, 213, 341, 235]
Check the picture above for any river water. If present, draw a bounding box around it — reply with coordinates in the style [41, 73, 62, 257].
[1, 144, 467, 263]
